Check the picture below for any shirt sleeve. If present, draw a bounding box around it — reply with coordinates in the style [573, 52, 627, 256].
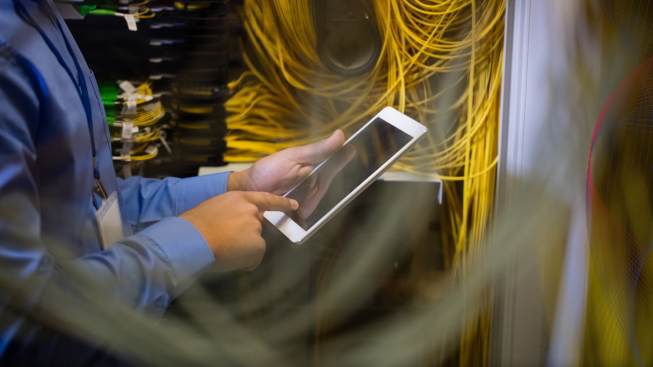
[117, 172, 230, 226]
[0, 44, 214, 365]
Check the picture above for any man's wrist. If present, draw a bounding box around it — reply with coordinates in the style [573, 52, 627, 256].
[228, 170, 249, 192]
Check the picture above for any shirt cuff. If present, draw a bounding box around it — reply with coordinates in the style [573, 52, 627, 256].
[175, 172, 230, 215]
[138, 216, 215, 296]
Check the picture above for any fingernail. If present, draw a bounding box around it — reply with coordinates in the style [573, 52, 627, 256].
[291, 199, 299, 210]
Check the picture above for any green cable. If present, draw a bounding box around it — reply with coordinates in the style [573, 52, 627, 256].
[89, 9, 117, 16]
[99, 81, 118, 105]
[73, 5, 96, 17]
[99, 81, 118, 126]
[105, 108, 117, 126]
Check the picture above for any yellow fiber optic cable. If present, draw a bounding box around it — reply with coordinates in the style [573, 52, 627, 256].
[227, 1, 504, 365]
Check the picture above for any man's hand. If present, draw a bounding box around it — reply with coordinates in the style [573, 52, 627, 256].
[290, 143, 356, 219]
[229, 130, 345, 195]
[179, 192, 298, 272]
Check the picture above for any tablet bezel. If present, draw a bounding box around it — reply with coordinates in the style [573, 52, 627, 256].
[264, 107, 427, 244]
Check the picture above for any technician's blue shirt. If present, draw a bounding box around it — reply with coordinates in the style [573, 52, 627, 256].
[0, 1, 227, 364]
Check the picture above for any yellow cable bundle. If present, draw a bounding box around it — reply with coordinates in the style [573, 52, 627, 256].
[228, 1, 504, 365]
[116, 101, 165, 127]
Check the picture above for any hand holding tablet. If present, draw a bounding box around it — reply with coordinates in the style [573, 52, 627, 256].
[265, 107, 428, 244]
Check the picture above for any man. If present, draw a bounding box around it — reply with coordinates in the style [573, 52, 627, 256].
[0, 0, 345, 364]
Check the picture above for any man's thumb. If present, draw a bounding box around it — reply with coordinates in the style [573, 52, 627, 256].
[289, 130, 345, 164]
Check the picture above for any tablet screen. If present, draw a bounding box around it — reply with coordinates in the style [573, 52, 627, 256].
[286, 117, 413, 230]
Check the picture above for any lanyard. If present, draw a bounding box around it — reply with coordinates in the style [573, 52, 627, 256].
[12, 0, 108, 199]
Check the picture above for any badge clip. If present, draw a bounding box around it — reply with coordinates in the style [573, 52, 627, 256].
[93, 179, 109, 201]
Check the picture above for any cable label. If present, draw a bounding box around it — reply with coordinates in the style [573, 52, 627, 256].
[120, 142, 133, 161]
[124, 14, 137, 32]
[122, 99, 137, 115]
[122, 121, 133, 139]
[119, 81, 136, 93]
[145, 145, 158, 155]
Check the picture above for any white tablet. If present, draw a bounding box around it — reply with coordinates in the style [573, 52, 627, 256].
[264, 107, 427, 244]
